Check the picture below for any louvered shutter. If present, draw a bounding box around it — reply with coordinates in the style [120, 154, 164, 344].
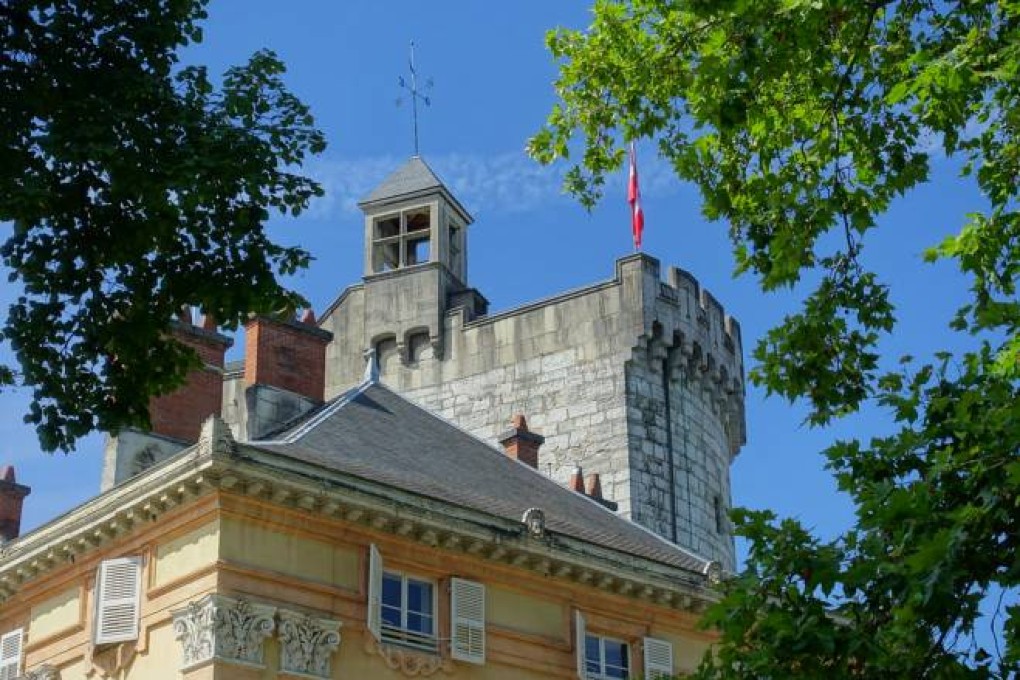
[0, 629, 22, 680]
[367, 544, 382, 641]
[643, 636, 674, 679]
[94, 556, 142, 644]
[574, 610, 587, 679]
[450, 578, 485, 663]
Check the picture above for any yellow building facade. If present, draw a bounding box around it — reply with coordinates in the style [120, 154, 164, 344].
[0, 382, 720, 680]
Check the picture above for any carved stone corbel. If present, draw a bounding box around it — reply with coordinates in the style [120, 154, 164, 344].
[171, 594, 275, 670]
[278, 610, 342, 679]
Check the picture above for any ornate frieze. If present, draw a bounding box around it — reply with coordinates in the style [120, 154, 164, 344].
[171, 594, 275, 670]
[278, 610, 342, 679]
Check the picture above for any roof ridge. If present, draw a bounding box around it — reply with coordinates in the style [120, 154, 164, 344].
[251, 380, 372, 445]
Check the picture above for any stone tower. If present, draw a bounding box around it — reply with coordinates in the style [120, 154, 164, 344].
[317, 157, 746, 570]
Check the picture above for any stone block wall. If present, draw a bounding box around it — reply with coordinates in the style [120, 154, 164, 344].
[312, 254, 744, 569]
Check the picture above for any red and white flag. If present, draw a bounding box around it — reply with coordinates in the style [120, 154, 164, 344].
[628, 142, 645, 250]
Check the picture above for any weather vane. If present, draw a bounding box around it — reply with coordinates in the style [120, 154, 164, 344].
[397, 41, 432, 156]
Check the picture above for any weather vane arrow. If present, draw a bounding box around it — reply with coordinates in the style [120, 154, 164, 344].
[397, 41, 433, 156]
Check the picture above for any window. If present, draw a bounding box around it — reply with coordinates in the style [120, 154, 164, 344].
[407, 331, 431, 363]
[94, 556, 142, 644]
[367, 545, 486, 663]
[381, 571, 436, 652]
[714, 494, 726, 534]
[371, 207, 432, 273]
[448, 221, 463, 278]
[643, 637, 675, 679]
[0, 629, 22, 680]
[585, 634, 629, 679]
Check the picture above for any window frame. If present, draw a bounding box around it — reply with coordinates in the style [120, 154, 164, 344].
[371, 207, 433, 273]
[380, 569, 438, 653]
[584, 632, 630, 680]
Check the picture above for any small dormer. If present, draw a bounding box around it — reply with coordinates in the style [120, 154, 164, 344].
[357, 156, 472, 285]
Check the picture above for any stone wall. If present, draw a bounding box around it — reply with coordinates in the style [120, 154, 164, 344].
[314, 254, 744, 569]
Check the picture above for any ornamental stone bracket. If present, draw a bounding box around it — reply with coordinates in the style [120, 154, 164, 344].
[362, 637, 454, 677]
[278, 610, 342, 679]
[171, 594, 276, 670]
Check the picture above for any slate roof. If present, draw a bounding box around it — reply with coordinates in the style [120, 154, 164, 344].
[358, 156, 472, 220]
[251, 381, 712, 575]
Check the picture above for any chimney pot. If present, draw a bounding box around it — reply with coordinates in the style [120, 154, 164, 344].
[568, 465, 585, 493]
[300, 308, 316, 324]
[584, 473, 603, 500]
[0, 465, 31, 542]
[498, 413, 545, 469]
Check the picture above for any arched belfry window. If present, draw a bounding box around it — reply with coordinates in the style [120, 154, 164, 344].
[372, 206, 431, 273]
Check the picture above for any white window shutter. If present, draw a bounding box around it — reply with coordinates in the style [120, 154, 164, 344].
[367, 544, 382, 641]
[94, 556, 142, 644]
[574, 610, 587, 679]
[643, 636, 674, 679]
[0, 629, 23, 680]
[450, 578, 485, 663]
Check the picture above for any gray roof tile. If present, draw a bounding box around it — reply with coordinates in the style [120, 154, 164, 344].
[252, 382, 712, 575]
[360, 156, 445, 206]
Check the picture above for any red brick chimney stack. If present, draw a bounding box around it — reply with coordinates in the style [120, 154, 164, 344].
[0, 466, 31, 542]
[498, 414, 546, 469]
[244, 312, 332, 402]
[149, 312, 233, 442]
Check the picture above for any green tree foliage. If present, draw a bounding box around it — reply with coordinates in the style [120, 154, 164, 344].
[530, 0, 1019, 676]
[1, 0, 325, 451]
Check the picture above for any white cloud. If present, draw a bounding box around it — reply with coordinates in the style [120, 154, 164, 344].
[304, 149, 685, 219]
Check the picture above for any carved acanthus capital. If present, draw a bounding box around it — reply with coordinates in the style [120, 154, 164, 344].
[22, 665, 59, 680]
[171, 594, 275, 670]
[278, 610, 342, 679]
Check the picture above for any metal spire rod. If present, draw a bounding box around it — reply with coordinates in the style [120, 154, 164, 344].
[398, 41, 432, 156]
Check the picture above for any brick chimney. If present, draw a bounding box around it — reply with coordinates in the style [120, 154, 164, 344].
[149, 311, 233, 442]
[0, 466, 30, 542]
[498, 414, 545, 469]
[244, 312, 332, 401]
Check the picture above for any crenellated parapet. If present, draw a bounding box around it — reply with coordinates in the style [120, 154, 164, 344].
[622, 255, 746, 459]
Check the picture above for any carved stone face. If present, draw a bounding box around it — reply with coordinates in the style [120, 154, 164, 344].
[522, 508, 545, 537]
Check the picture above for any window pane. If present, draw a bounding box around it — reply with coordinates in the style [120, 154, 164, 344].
[585, 634, 600, 665]
[405, 236, 430, 265]
[375, 215, 400, 239]
[406, 208, 430, 233]
[382, 573, 402, 607]
[381, 604, 401, 628]
[604, 639, 626, 667]
[407, 579, 432, 615]
[406, 612, 434, 635]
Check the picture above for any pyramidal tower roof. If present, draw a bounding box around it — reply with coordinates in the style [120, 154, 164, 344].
[358, 156, 471, 221]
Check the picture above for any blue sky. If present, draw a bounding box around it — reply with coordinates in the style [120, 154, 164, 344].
[0, 0, 981, 564]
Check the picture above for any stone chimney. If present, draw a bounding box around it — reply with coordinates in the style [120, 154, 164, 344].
[149, 311, 233, 443]
[497, 414, 545, 469]
[0, 466, 30, 542]
[244, 312, 332, 402]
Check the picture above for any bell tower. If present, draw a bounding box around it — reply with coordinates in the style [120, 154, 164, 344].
[358, 156, 470, 284]
[346, 157, 486, 377]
